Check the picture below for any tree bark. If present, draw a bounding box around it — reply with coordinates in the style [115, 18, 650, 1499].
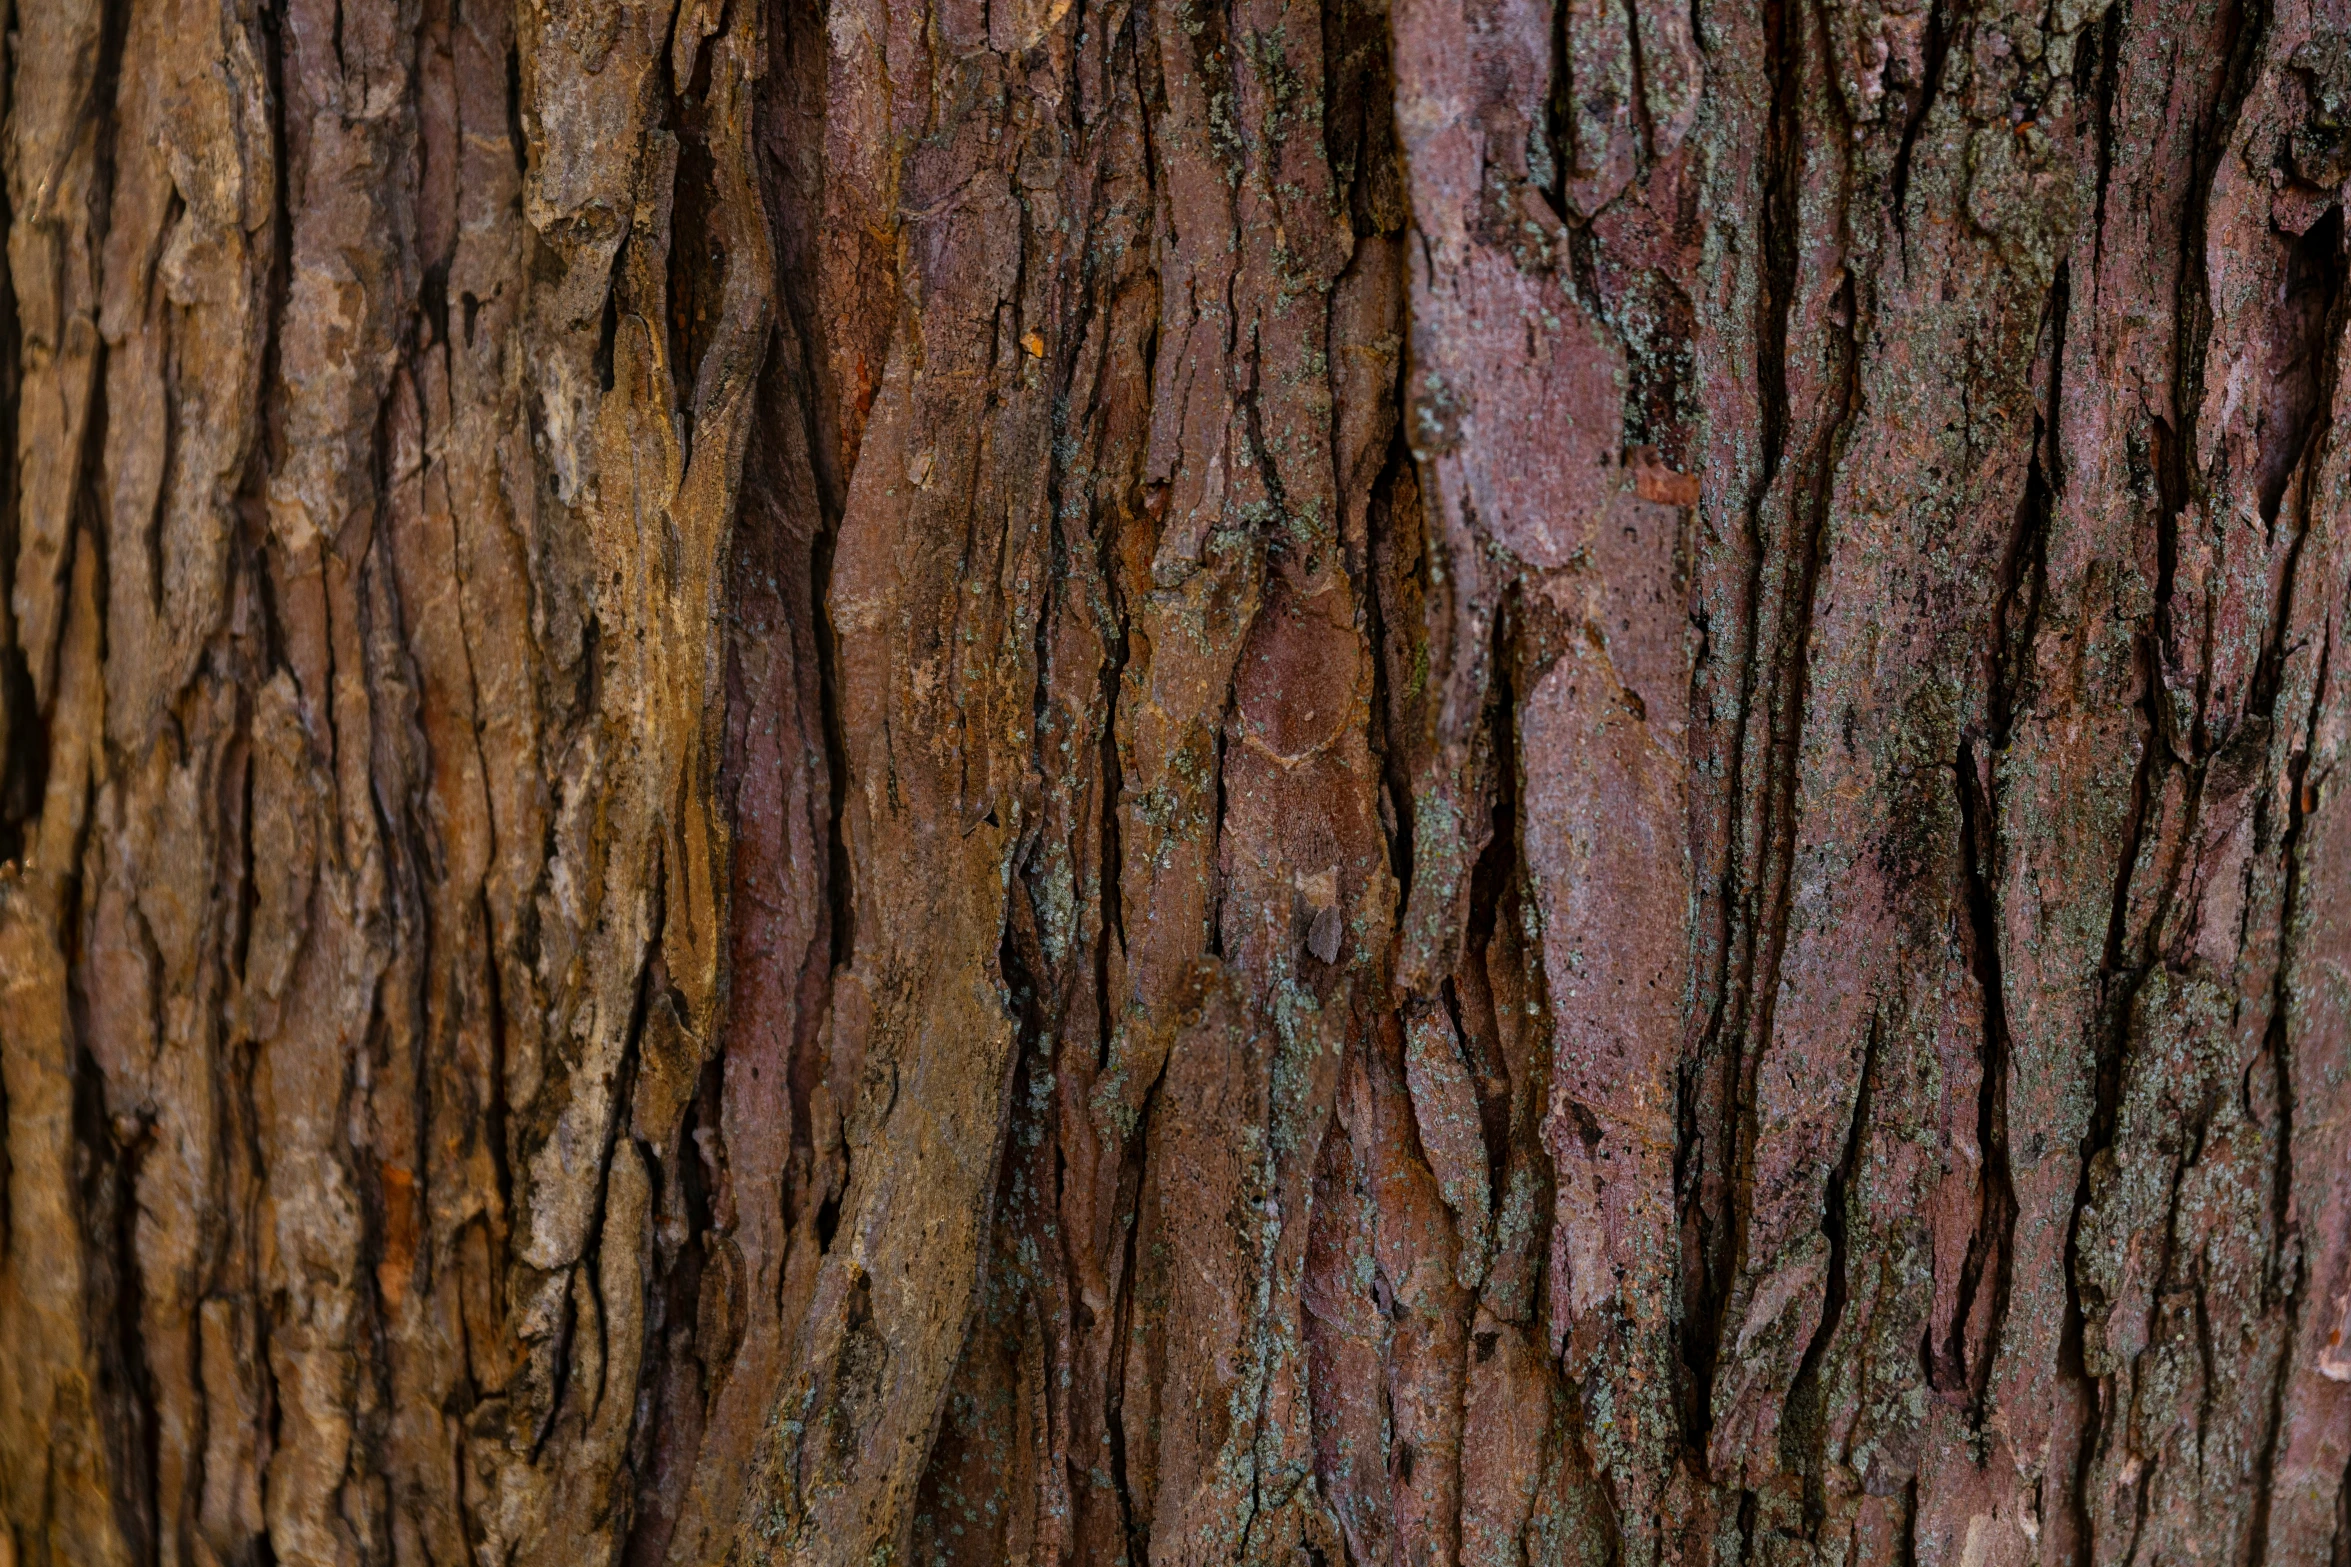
[0, 0, 2348, 1563]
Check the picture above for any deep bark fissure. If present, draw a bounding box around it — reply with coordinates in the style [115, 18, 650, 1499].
[2087, 3, 2121, 284]
[1712, 0, 1825, 1404]
[1783, 1012, 1878, 1540]
[1105, 1068, 1158, 1564]
[1994, 268, 2065, 743]
[1539, 0, 1573, 222]
[63, 0, 149, 1513]
[1950, 735, 2017, 1409]
[2256, 210, 2343, 532]
[1732, 246, 1859, 1391]
[1364, 433, 1417, 900]
[537, 951, 657, 1464]
[77, 1036, 157, 1567]
[1887, 0, 1951, 253]
[2254, 211, 2347, 725]
[2163, 0, 2261, 760]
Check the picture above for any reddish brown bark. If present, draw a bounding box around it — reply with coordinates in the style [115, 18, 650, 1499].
[0, 0, 2348, 1563]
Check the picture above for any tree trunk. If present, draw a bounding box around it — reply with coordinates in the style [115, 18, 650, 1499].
[1, 0, 2348, 1562]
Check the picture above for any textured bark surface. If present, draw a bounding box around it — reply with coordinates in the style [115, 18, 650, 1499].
[1, 0, 2349, 1562]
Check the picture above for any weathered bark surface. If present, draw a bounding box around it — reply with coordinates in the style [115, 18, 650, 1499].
[0, 0, 2348, 1562]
